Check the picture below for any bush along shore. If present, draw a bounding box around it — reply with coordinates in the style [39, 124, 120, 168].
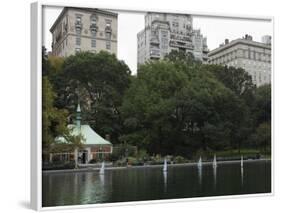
[42, 148, 270, 170]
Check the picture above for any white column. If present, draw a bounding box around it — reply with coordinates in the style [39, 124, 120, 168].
[87, 147, 92, 163]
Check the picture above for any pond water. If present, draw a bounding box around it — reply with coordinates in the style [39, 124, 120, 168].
[42, 160, 271, 207]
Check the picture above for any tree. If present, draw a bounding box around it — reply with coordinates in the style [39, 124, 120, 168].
[253, 84, 271, 125]
[121, 58, 246, 156]
[247, 84, 271, 153]
[250, 122, 271, 153]
[42, 50, 84, 164]
[42, 76, 69, 153]
[206, 65, 255, 98]
[50, 51, 132, 144]
[164, 49, 197, 64]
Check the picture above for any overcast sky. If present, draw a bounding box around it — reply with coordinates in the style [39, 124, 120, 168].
[43, 6, 272, 74]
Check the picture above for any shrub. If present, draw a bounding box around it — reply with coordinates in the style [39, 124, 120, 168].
[88, 159, 98, 164]
[42, 161, 75, 170]
[174, 156, 186, 164]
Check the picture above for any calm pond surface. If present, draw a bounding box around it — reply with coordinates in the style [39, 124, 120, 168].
[42, 160, 271, 207]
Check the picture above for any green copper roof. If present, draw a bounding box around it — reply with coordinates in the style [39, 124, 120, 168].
[55, 103, 111, 146]
[56, 124, 112, 146]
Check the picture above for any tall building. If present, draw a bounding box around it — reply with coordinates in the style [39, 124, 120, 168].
[137, 12, 208, 66]
[50, 7, 118, 57]
[208, 35, 272, 87]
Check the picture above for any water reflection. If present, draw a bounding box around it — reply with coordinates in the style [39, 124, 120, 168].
[213, 166, 217, 189]
[43, 160, 271, 207]
[163, 171, 167, 193]
[198, 166, 202, 186]
[241, 167, 244, 186]
[100, 174, 105, 186]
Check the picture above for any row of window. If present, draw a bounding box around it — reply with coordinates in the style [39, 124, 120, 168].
[210, 49, 271, 64]
[75, 14, 112, 28]
[243, 50, 271, 62]
[75, 37, 111, 49]
[251, 72, 270, 84]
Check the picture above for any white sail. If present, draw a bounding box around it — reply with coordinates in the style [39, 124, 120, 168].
[163, 158, 167, 172]
[99, 161, 105, 175]
[213, 155, 217, 168]
[198, 156, 202, 168]
[241, 155, 244, 168]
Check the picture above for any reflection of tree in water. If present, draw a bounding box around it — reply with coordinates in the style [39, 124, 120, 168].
[43, 161, 271, 207]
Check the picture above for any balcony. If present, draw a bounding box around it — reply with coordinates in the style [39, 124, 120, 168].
[90, 24, 98, 32]
[75, 21, 82, 29]
[170, 41, 194, 50]
[150, 48, 161, 58]
[105, 26, 112, 33]
[170, 34, 192, 42]
[150, 37, 159, 45]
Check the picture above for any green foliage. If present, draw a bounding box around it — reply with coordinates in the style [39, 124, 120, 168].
[42, 76, 69, 151]
[111, 144, 137, 161]
[250, 122, 271, 153]
[42, 49, 86, 157]
[49, 51, 131, 144]
[121, 57, 250, 156]
[43, 49, 271, 160]
[253, 84, 271, 124]
[42, 161, 76, 170]
[173, 156, 186, 164]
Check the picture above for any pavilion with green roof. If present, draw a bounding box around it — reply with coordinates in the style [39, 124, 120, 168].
[51, 104, 113, 164]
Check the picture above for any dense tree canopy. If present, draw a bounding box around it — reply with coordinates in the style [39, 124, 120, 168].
[120, 57, 252, 156]
[43, 49, 271, 158]
[48, 51, 131, 144]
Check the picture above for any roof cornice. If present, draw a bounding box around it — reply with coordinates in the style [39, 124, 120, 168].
[208, 39, 271, 56]
[50, 7, 118, 33]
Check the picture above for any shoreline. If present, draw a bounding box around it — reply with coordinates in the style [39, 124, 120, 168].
[42, 158, 271, 174]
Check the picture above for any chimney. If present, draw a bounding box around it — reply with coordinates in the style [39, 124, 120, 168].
[225, 39, 229, 44]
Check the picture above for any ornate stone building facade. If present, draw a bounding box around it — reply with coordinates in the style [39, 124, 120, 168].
[50, 7, 118, 57]
[137, 12, 208, 66]
[208, 35, 272, 87]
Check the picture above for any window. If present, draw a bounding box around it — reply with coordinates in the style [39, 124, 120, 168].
[76, 16, 81, 23]
[105, 19, 112, 27]
[105, 32, 111, 40]
[91, 16, 97, 25]
[172, 22, 179, 27]
[76, 28, 81, 35]
[243, 50, 247, 58]
[106, 40, 111, 50]
[92, 30, 97, 38]
[76, 36, 81, 45]
[105, 32, 111, 49]
[91, 39, 96, 48]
